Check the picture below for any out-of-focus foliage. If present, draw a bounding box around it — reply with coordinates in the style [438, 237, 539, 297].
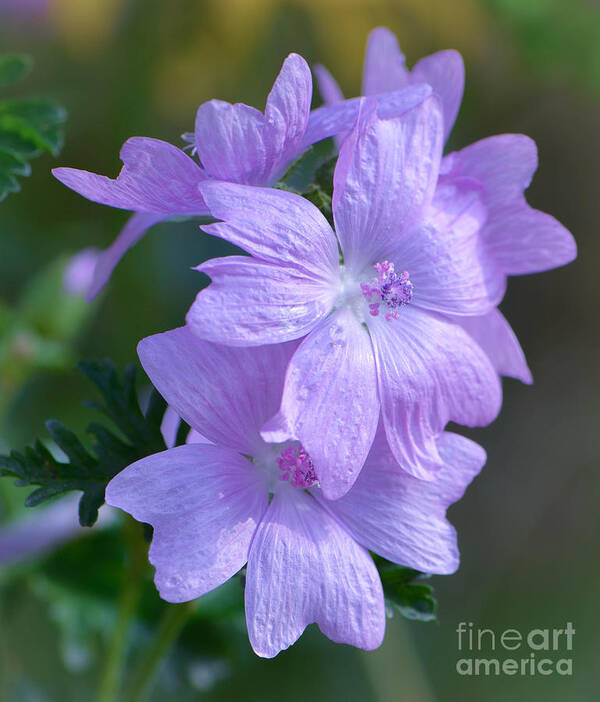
[0, 55, 33, 89]
[0, 255, 97, 417]
[32, 526, 244, 683]
[0, 54, 66, 201]
[486, 0, 600, 95]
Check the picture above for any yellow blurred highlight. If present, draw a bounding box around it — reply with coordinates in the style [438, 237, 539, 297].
[152, 0, 489, 121]
[303, 0, 488, 90]
[50, 0, 124, 54]
[46, 0, 489, 120]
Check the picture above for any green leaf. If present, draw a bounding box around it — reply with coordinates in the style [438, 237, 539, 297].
[375, 558, 438, 622]
[0, 360, 171, 527]
[0, 54, 67, 201]
[0, 128, 41, 159]
[0, 140, 31, 200]
[0, 99, 67, 155]
[0, 55, 33, 89]
[276, 142, 337, 227]
[0, 170, 19, 199]
[0, 147, 30, 176]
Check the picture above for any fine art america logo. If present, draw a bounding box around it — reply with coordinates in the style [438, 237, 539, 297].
[456, 622, 575, 677]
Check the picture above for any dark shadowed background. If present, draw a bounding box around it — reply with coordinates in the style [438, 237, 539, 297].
[0, 0, 598, 700]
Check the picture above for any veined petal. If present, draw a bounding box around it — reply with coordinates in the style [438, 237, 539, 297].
[86, 212, 166, 301]
[362, 26, 409, 96]
[368, 306, 501, 480]
[442, 134, 576, 273]
[106, 444, 268, 603]
[333, 95, 443, 273]
[313, 65, 347, 147]
[443, 134, 538, 207]
[187, 256, 334, 346]
[194, 101, 265, 183]
[245, 487, 385, 658]
[484, 205, 576, 275]
[194, 54, 312, 185]
[302, 84, 432, 148]
[264, 53, 313, 179]
[362, 29, 463, 140]
[53, 137, 208, 214]
[198, 181, 339, 281]
[303, 97, 362, 148]
[392, 177, 503, 315]
[324, 430, 486, 574]
[261, 307, 379, 500]
[138, 326, 296, 455]
[453, 309, 533, 384]
[411, 50, 464, 142]
[314, 64, 344, 105]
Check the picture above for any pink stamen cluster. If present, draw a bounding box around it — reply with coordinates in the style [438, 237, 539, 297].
[277, 444, 318, 488]
[360, 261, 413, 321]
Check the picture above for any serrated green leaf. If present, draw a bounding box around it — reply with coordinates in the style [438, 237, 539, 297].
[25, 484, 70, 507]
[45, 419, 96, 472]
[0, 55, 33, 89]
[77, 360, 155, 447]
[78, 486, 106, 527]
[0, 360, 169, 526]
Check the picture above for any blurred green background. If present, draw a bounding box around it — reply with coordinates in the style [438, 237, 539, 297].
[1, 0, 599, 700]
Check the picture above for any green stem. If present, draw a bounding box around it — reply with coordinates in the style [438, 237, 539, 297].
[97, 516, 147, 702]
[123, 601, 195, 702]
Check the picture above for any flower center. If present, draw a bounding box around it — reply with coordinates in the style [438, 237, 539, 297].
[360, 261, 413, 321]
[277, 444, 318, 489]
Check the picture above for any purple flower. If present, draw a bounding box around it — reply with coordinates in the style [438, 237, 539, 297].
[52, 54, 314, 301]
[315, 26, 576, 386]
[315, 26, 464, 144]
[186, 96, 502, 496]
[52, 47, 431, 302]
[105, 325, 485, 658]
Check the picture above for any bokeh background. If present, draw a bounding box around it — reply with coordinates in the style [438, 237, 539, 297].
[1, 0, 599, 700]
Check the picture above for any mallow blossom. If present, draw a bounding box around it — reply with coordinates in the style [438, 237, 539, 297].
[52, 51, 425, 301]
[316, 26, 577, 386]
[186, 95, 504, 497]
[105, 325, 486, 658]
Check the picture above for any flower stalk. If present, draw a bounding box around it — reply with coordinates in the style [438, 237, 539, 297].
[123, 600, 195, 702]
[97, 516, 148, 702]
